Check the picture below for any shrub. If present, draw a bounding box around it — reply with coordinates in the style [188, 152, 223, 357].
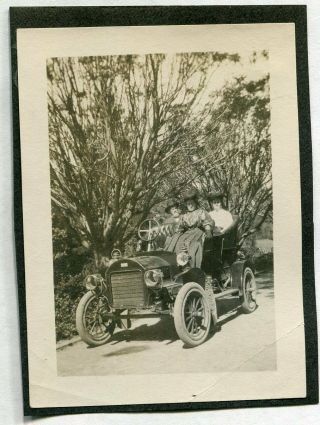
[253, 251, 273, 271]
[52, 213, 98, 341]
[54, 272, 87, 341]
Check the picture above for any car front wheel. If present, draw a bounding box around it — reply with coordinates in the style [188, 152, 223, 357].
[76, 291, 116, 347]
[174, 282, 211, 347]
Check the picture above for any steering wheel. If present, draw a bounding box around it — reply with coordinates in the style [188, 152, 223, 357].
[138, 219, 160, 242]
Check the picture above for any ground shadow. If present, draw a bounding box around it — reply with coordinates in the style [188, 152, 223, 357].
[109, 316, 179, 345]
[103, 345, 150, 357]
[107, 298, 254, 348]
[217, 296, 240, 316]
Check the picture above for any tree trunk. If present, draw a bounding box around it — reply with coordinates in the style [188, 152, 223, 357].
[93, 246, 111, 270]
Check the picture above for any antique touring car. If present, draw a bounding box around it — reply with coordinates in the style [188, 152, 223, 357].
[76, 218, 257, 347]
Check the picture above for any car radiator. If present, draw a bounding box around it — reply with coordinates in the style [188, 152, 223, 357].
[110, 270, 146, 308]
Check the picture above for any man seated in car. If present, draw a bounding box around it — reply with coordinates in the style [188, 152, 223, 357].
[208, 191, 234, 235]
[174, 189, 214, 268]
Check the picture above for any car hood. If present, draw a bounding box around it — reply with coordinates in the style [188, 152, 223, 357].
[134, 251, 177, 269]
[108, 251, 177, 273]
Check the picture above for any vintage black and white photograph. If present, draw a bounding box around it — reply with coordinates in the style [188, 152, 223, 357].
[14, 14, 315, 411]
[48, 50, 275, 376]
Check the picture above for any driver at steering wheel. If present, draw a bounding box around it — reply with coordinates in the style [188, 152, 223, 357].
[162, 199, 183, 252]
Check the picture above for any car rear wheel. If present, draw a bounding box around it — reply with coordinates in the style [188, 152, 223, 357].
[241, 267, 257, 313]
[76, 291, 116, 347]
[174, 282, 211, 347]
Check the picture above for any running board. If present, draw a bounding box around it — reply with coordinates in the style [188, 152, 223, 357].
[103, 311, 170, 319]
[215, 288, 239, 299]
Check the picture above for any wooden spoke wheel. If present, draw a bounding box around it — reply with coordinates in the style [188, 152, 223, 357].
[76, 292, 115, 346]
[174, 282, 211, 347]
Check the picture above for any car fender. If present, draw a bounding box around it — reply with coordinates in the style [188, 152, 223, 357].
[231, 259, 255, 296]
[181, 267, 206, 289]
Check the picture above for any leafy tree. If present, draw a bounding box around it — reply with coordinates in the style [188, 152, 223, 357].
[48, 52, 238, 264]
[188, 74, 272, 246]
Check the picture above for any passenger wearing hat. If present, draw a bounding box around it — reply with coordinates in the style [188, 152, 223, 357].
[164, 200, 181, 216]
[208, 191, 233, 234]
[163, 199, 183, 252]
[174, 189, 214, 268]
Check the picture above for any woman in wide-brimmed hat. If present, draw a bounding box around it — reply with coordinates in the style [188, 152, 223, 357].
[179, 189, 213, 230]
[164, 199, 181, 215]
[173, 188, 214, 267]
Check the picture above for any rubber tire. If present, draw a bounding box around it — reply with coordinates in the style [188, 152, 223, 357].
[174, 282, 211, 347]
[241, 267, 257, 314]
[76, 291, 115, 347]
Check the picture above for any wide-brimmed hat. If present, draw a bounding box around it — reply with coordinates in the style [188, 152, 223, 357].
[165, 200, 181, 214]
[183, 188, 199, 203]
[208, 191, 224, 202]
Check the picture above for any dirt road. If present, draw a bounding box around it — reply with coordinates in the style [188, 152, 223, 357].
[57, 271, 276, 376]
